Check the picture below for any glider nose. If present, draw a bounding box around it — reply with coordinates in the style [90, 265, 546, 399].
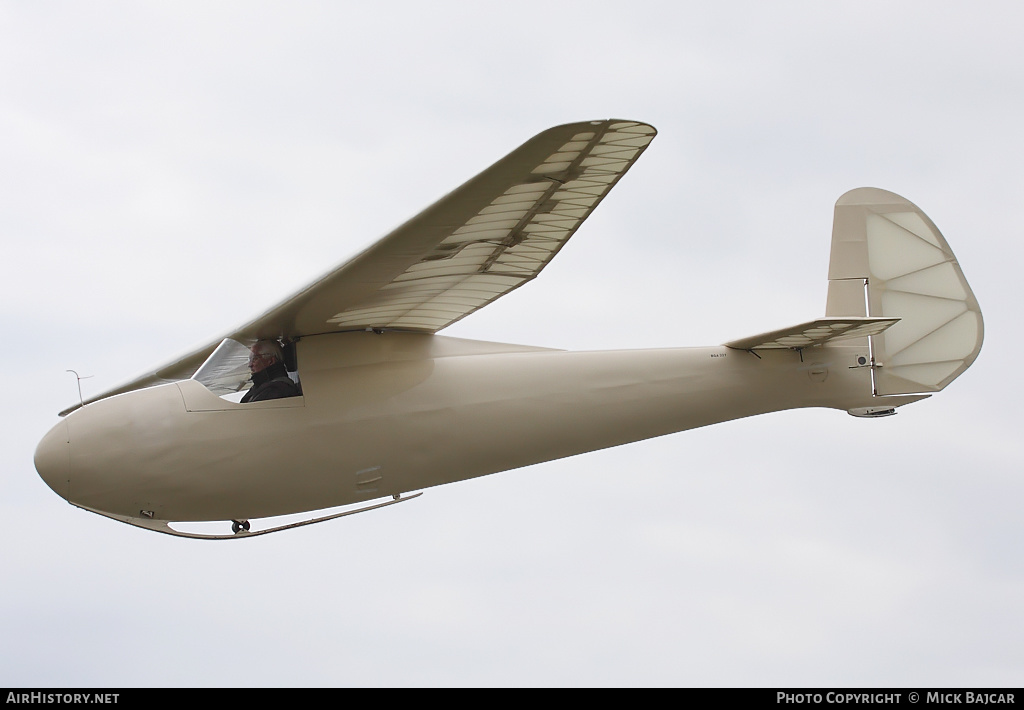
[35, 420, 70, 500]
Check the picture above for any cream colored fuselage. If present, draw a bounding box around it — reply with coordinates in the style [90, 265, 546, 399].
[39, 331, 878, 523]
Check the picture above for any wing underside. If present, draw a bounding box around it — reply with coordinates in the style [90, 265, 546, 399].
[325, 120, 657, 332]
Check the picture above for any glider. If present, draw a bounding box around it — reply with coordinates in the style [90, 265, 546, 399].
[34, 120, 983, 538]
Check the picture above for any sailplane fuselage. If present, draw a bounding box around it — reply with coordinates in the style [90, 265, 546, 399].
[36, 331, 882, 524]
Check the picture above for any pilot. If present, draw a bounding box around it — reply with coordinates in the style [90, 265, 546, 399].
[241, 340, 301, 403]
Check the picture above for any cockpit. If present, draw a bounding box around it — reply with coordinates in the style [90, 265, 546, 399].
[191, 338, 302, 403]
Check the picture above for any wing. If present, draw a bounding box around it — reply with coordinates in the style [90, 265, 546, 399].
[61, 119, 656, 415]
[236, 119, 657, 337]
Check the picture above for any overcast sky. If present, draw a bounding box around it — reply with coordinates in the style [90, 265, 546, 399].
[2, 1, 1022, 687]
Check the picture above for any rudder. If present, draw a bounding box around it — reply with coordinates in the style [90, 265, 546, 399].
[826, 188, 983, 395]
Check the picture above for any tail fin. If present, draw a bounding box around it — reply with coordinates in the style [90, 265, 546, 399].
[826, 188, 983, 395]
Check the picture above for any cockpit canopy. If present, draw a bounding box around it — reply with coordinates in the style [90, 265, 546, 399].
[191, 338, 254, 397]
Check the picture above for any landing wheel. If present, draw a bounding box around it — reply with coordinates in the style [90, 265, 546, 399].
[231, 519, 250, 534]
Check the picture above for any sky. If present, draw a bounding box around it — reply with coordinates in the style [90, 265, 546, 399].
[2, 0, 1022, 688]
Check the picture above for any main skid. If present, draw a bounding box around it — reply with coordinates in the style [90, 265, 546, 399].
[73, 492, 423, 540]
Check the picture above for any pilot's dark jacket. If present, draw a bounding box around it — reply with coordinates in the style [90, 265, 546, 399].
[241, 362, 301, 403]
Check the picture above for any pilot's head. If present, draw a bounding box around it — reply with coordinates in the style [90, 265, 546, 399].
[248, 340, 284, 374]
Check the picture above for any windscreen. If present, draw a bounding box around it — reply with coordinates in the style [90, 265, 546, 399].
[191, 338, 254, 397]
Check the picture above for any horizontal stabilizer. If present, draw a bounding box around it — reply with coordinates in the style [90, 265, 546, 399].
[724, 317, 900, 351]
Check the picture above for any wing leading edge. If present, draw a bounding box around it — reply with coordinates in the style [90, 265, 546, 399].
[60, 119, 656, 415]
